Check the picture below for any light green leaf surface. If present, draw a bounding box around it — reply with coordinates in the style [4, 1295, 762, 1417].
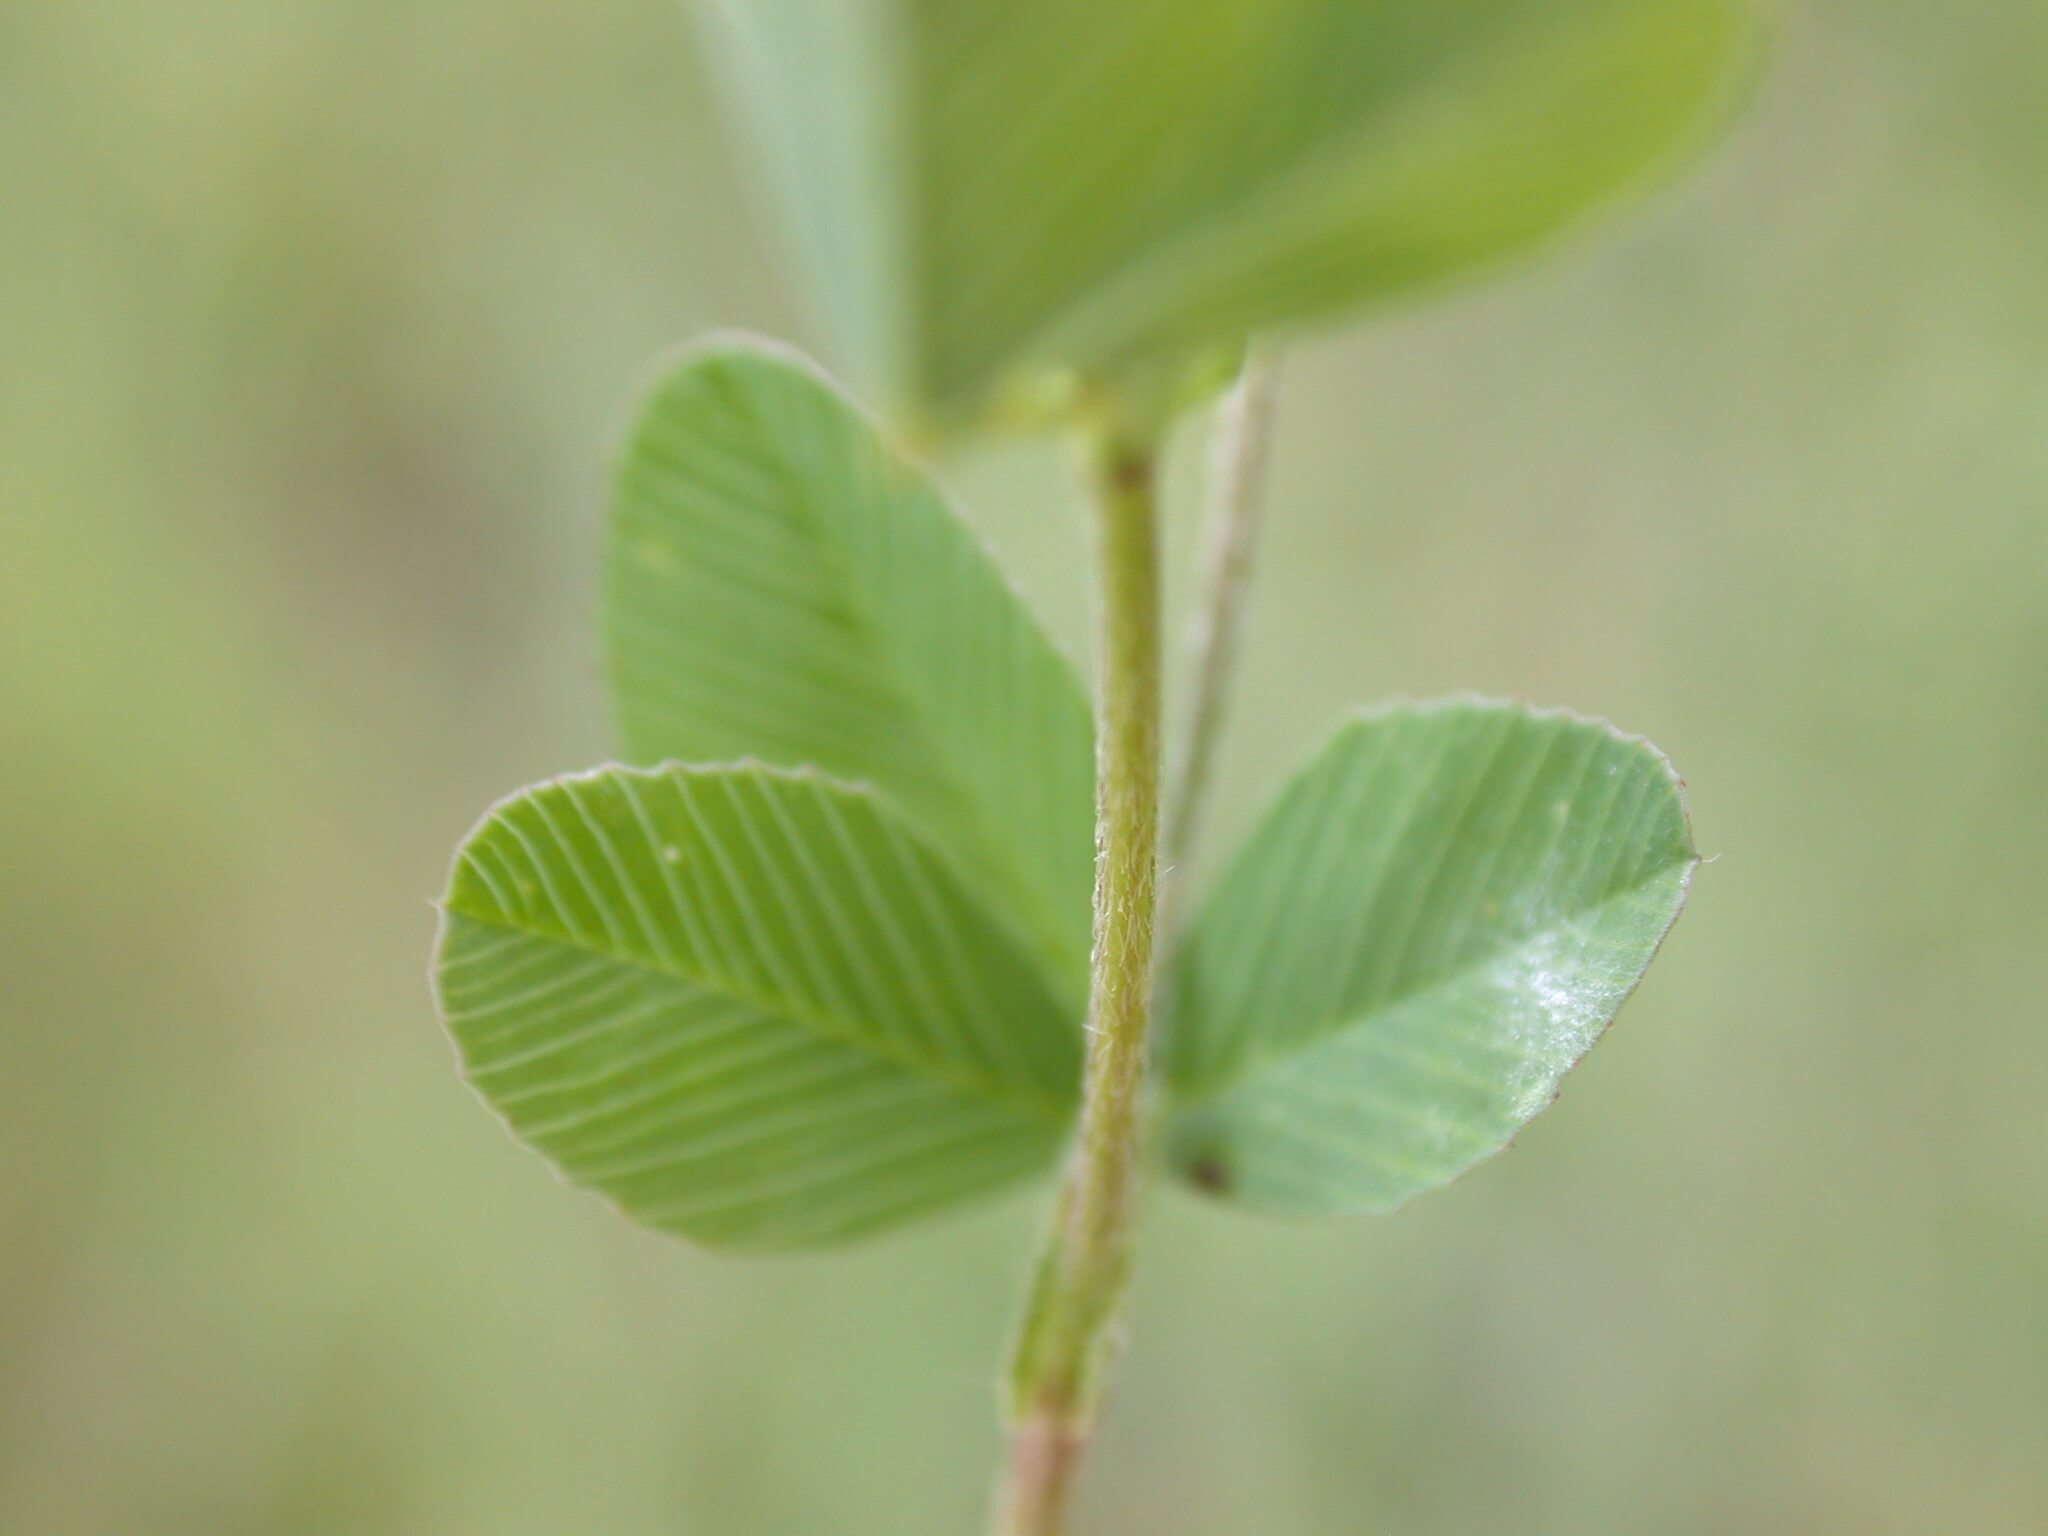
[697, 0, 1758, 424]
[604, 339, 1095, 996]
[434, 764, 1082, 1251]
[1164, 701, 1697, 1215]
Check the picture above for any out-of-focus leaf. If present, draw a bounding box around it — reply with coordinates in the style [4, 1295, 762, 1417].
[1163, 700, 1696, 1215]
[604, 338, 1095, 996]
[695, 0, 1759, 425]
[435, 764, 1081, 1251]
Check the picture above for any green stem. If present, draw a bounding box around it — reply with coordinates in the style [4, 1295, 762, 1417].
[1161, 348, 1283, 946]
[994, 414, 1165, 1536]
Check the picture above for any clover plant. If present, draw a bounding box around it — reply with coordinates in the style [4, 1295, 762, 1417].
[432, 3, 1759, 1529]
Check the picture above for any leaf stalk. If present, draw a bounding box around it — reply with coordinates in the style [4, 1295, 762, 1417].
[1161, 347, 1284, 944]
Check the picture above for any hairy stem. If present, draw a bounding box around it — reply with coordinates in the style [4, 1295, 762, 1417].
[1162, 348, 1284, 943]
[995, 415, 1165, 1536]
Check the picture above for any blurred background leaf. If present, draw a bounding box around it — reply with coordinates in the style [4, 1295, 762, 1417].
[699, 0, 1757, 424]
[2, 2, 2045, 1533]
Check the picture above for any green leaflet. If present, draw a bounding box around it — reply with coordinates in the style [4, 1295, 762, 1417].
[1163, 701, 1697, 1215]
[434, 764, 1081, 1251]
[695, 0, 1759, 426]
[604, 339, 1095, 998]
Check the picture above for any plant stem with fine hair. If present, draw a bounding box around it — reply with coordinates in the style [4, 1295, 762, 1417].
[994, 413, 1166, 1536]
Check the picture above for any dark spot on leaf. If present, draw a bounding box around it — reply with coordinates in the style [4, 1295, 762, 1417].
[1187, 1153, 1231, 1194]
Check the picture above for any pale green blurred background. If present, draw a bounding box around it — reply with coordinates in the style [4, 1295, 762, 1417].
[4, 3, 2045, 1532]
